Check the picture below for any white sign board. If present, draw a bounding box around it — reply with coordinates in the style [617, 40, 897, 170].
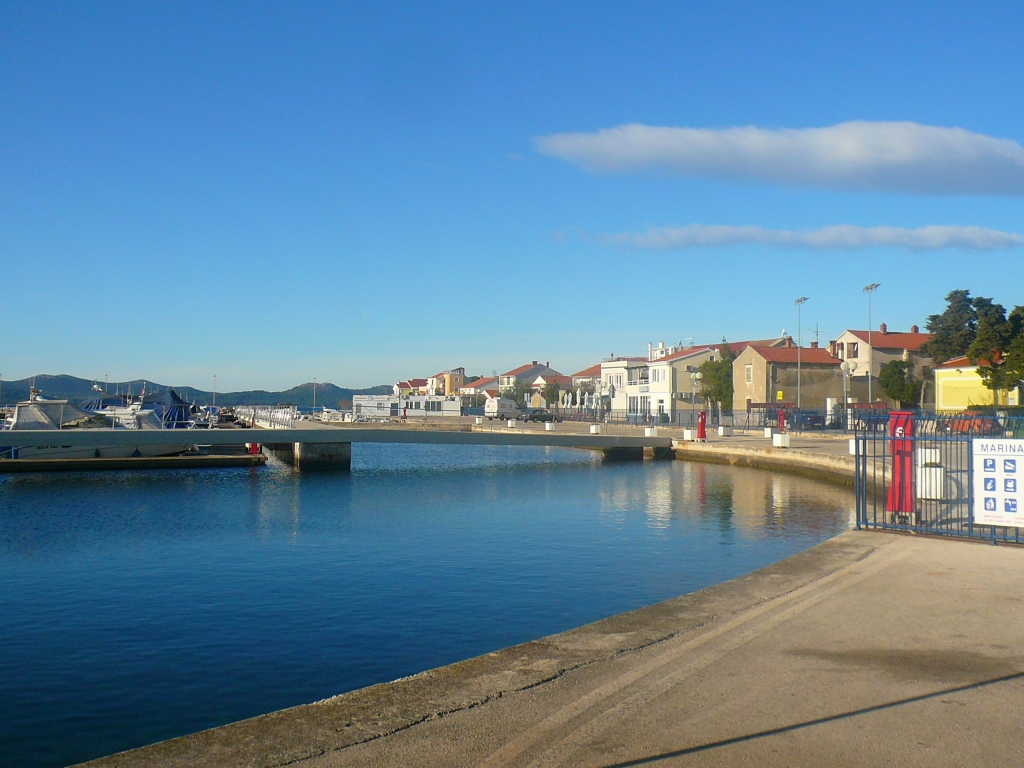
[972, 439, 1024, 527]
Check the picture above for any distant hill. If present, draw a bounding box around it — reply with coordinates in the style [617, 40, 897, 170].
[0, 374, 390, 408]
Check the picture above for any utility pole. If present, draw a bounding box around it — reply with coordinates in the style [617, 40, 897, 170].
[795, 297, 808, 409]
[863, 283, 881, 403]
[313, 377, 317, 410]
[213, 375, 217, 408]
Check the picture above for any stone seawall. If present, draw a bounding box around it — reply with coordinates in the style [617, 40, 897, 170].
[671, 439, 859, 486]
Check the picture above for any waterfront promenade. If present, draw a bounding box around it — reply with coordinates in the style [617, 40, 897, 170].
[81, 529, 1024, 767]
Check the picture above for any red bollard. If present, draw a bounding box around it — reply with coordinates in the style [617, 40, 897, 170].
[886, 411, 914, 520]
[697, 411, 707, 441]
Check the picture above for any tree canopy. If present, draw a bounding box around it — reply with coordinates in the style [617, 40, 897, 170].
[698, 341, 736, 413]
[920, 289, 977, 365]
[878, 360, 921, 408]
[967, 300, 1024, 395]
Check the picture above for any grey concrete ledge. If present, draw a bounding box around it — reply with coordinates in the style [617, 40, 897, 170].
[671, 440, 859, 486]
[78, 533, 882, 768]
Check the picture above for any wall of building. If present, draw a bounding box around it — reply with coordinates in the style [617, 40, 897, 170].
[934, 368, 1020, 411]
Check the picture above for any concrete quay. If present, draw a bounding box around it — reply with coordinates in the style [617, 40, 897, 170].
[80, 530, 1024, 768]
[670, 432, 860, 485]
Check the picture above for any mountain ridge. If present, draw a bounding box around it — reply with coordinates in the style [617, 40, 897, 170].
[0, 374, 390, 408]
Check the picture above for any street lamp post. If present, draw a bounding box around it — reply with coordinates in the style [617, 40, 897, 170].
[863, 283, 881, 403]
[213, 375, 216, 408]
[313, 377, 317, 410]
[690, 370, 703, 428]
[840, 360, 858, 428]
[795, 297, 808, 409]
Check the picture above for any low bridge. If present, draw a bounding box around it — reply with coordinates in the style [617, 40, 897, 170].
[3, 426, 675, 469]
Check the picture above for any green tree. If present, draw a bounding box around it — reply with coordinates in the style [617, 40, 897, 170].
[878, 360, 921, 408]
[501, 379, 531, 406]
[920, 289, 977, 365]
[542, 382, 561, 407]
[968, 300, 1024, 398]
[698, 341, 736, 414]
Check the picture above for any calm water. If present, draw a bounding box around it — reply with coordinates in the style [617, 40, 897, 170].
[0, 445, 853, 767]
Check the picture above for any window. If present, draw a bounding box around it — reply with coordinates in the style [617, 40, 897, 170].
[745, 365, 753, 384]
[847, 343, 859, 359]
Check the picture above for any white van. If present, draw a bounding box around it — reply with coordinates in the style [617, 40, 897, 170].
[484, 397, 522, 420]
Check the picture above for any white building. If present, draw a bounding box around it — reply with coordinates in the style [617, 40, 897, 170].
[601, 338, 787, 419]
[353, 395, 462, 418]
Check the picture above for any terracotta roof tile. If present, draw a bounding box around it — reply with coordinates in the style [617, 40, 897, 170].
[571, 364, 603, 378]
[936, 355, 993, 369]
[751, 346, 840, 365]
[847, 330, 933, 352]
[659, 338, 783, 363]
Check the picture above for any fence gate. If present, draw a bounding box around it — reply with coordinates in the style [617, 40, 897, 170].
[854, 411, 1024, 545]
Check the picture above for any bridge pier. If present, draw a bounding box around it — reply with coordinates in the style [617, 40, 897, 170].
[293, 442, 352, 470]
[601, 446, 645, 462]
[648, 446, 676, 461]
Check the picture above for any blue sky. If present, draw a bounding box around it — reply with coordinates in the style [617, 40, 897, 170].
[2, 2, 1022, 390]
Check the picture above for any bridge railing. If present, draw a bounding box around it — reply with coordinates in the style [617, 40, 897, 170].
[233, 406, 298, 429]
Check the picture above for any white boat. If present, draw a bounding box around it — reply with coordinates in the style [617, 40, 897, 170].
[1, 391, 193, 460]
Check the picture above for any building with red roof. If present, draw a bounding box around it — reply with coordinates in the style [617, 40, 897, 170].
[570, 364, 602, 387]
[829, 324, 934, 399]
[933, 356, 1020, 411]
[393, 378, 428, 397]
[459, 376, 499, 400]
[498, 361, 562, 393]
[733, 342, 844, 411]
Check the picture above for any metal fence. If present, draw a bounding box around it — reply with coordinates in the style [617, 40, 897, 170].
[854, 417, 1023, 545]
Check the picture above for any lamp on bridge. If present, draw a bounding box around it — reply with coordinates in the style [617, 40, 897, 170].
[840, 360, 857, 428]
[690, 370, 703, 427]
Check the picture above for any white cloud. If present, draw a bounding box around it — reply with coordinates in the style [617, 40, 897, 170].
[602, 224, 1024, 251]
[535, 121, 1024, 195]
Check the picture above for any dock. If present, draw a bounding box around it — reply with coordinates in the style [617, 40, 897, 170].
[0, 454, 266, 473]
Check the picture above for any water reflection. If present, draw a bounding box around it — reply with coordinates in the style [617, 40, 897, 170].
[0, 445, 852, 768]
[598, 460, 853, 540]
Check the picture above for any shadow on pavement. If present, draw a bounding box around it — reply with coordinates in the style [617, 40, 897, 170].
[598, 670, 1024, 767]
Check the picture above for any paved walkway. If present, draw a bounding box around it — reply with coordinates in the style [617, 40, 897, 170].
[84, 532, 1024, 767]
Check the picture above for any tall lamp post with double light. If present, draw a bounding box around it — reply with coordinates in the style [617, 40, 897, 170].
[690, 370, 703, 428]
[840, 360, 857, 428]
[863, 283, 880, 403]
[795, 297, 808, 409]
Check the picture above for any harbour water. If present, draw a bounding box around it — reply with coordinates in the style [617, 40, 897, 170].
[0, 445, 853, 768]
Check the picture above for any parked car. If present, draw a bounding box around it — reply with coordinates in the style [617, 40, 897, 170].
[524, 409, 558, 423]
[790, 411, 825, 430]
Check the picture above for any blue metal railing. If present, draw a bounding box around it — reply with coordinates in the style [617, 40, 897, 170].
[854, 427, 1022, 545]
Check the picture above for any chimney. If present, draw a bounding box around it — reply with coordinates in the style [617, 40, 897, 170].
[811, 341, 819, 349]
[545, 361, 549, 368]
[880, 322, 887, 334]
[911, 324, 919, 334]
[532, 360, 538, 366]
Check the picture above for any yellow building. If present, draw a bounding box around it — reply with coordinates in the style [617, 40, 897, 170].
[934, 356, 1020, 411]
